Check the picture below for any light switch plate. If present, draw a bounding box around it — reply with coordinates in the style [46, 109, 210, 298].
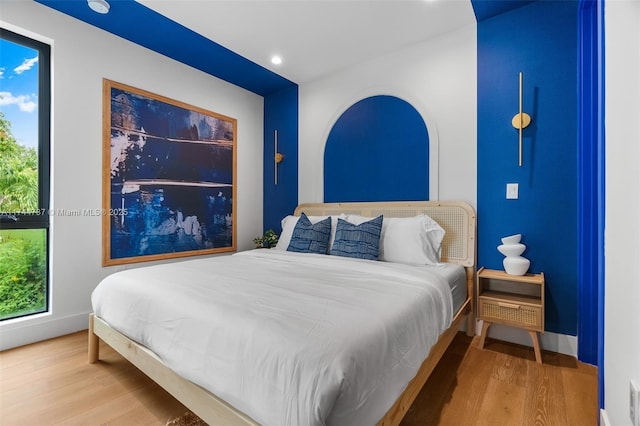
[506, 183, 519, 199]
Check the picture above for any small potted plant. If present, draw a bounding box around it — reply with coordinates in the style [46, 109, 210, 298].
[254, 229, 279, 249]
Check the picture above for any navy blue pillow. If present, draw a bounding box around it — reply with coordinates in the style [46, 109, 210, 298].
[287, 213, 332, 254]
[330, 215, 383, 260]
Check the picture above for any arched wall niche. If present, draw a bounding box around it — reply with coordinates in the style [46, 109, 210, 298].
[323, 94, 436, 202]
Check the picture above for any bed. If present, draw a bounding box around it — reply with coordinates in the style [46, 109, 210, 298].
[88, 201, 476, 426]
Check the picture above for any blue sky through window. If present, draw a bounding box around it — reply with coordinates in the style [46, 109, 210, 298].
[0, 38, 38, 149]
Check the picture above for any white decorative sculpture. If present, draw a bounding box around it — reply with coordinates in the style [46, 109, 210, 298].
[498, 234, 530, 276]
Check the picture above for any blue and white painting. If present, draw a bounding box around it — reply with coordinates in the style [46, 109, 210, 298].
[103, 80, 236, 265]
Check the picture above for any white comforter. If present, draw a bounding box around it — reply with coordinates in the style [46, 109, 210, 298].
[92, 250, 454, 426]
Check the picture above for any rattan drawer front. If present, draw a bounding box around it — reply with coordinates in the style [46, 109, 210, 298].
[479, 298, 542, 331]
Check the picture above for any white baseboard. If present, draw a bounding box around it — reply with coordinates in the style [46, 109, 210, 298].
[474, 320, 578, 358]
[0, 311, 90, 351]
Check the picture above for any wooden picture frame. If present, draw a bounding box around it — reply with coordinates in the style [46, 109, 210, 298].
[102, 79, 237, 266]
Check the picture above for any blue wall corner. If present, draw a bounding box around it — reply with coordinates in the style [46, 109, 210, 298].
[477, 0, 579, 336]
[263, 85, 299, 235]
[324, 95, 429, 203]
[577, 0, 605, 378]
[471, 0, 537, 22]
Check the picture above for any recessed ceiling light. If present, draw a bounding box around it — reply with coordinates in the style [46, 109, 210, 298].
[271, 55, 283, 65]
[87, 0, 110, 14]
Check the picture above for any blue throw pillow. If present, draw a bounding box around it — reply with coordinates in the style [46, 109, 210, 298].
[330, 215, 383, 260]
[287, 213, 332, 254]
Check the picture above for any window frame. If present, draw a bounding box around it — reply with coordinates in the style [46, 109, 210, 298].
[0, 28, 51, 320]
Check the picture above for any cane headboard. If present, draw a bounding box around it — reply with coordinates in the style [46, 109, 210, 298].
[294, 201, 476, 268]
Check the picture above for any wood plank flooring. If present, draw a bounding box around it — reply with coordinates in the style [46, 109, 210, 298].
[401, 334, 597, 426]
[0, 330, 597, 426]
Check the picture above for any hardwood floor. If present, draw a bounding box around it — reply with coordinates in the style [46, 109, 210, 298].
[0, 330, 597, 426]
[1, 331, 189, 426]
[402, 334, 598, 426]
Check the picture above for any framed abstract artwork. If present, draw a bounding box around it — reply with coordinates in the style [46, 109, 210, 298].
[102, 79, 236, 266]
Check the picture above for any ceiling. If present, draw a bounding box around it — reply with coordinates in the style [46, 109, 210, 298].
[136, 0, 476, 85]
[35, 0, 535, 95]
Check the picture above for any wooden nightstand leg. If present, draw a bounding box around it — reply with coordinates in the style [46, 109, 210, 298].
[528, 331, 542, 364]
[479, 321, 491, 349]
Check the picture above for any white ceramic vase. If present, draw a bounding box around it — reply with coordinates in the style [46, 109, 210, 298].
[498, 234, 530, 276]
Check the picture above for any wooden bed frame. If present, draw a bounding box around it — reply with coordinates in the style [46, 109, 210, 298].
[89, 200, 476, 426]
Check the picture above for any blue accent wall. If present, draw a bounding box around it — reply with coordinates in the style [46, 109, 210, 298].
[263, 86, 299, 234]
[577, 0, 605, 386]
[324, 96, 429, 203]
[477, 1, 579, 335]
[471, 0, 536, 21]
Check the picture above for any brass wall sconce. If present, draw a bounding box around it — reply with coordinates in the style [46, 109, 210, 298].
[512, 72, 532, 166]
[274, 130, 284, 185]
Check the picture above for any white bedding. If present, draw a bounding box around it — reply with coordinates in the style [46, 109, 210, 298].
[92, 249, 462, 426]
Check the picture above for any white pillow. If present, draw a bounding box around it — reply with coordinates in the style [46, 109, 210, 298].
[345, 214, 445, 265]
[274, 214, 346, 252]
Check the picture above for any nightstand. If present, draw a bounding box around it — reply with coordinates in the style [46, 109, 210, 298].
[477, 267, 545, 363]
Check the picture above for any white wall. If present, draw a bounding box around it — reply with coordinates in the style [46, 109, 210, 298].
[0, 1, 264, 350]
[604, 0, 640, 425]
[298, 21, 477, 208]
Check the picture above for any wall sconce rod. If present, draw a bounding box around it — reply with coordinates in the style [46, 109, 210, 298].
[518, 73, 523, 166]
[512, 71, 532, 166]
[274, 130, 284, 185]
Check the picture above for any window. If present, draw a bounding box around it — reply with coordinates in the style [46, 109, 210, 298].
[0, 28, 51, 321]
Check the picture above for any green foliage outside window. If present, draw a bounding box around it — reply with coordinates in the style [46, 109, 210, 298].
[0, 112, 46, 319]
[0, 112, 38, 212]
[0, 229, 46, 319]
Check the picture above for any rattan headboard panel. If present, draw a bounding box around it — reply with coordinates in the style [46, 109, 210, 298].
[293, 201, 476, 267]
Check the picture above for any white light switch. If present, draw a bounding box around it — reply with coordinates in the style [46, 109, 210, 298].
[506, 183, 519, 199]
